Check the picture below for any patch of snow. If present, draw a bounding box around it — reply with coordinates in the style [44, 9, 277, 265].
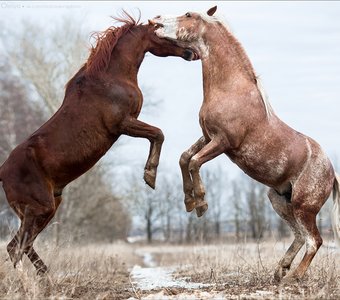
[130, 265, 211, 291]
[135, 249, 157, 268]
[254, 290, 275, 296]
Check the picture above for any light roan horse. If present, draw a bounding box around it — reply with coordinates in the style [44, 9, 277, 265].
[0, 12, 198, 275]
[151, 6, 340, 282]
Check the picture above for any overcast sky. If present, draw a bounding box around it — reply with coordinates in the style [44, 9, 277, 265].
[1, 1, 340, 180]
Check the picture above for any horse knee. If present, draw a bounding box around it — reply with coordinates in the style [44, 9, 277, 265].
[154, 130, 164, 144]
[179, 151, 191, 168]
[188, 157, 200, 172]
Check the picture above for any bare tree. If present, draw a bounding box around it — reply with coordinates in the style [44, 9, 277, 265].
[125, 170, 162, 243]
[202, 167, 227, 240]
[242, 176, 269, 240]
[230, 178, 246, 242]
[2, 18, 87, 113]
[157, 174, 178, 242]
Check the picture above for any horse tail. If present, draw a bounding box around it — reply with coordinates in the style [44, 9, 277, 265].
[331, 173, 340, 246]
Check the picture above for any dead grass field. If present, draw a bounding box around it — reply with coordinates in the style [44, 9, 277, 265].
[0, 239, 339, 299]
[0, 241, 140, 299]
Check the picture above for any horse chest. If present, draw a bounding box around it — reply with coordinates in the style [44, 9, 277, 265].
[109, 83, 143, 117]
[198, 103, 220, 134]
[199, 102, 245, 145]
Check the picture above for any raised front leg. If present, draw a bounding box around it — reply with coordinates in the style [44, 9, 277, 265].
[179, 136, 207, 212]
[122, 117, 164, 189]
[189, 138, 225, 217]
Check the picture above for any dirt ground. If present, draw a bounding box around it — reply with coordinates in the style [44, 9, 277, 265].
[0, 239, 339, 299]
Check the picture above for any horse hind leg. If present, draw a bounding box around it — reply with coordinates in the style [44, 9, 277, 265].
[6, 190, 57, 275]
[267, 188, 305, 282]
[282, 151, 334, 282]
[283, 209, 323, 282]
[23, 196, 62, 275]
[7, 227, 24, 269]
[282, 196, 326, 282]
[6, 204, 26, 269]
[6, 216, 49, 275]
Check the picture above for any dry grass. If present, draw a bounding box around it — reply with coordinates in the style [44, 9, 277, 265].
[0, 239, 340, 299]
[144, 239, 340, 299]
[0, 240, 141, 299]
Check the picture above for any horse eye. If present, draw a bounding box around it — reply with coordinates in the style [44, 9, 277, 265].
[185, 12, 191, 17]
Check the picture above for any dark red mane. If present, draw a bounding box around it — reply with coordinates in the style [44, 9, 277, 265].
[85, 11, 140, 78]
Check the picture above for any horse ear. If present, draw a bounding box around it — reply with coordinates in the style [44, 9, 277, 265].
[207, 6, 217, 16]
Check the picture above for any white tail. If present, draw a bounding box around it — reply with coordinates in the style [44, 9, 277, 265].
[331, 173, 340, 246]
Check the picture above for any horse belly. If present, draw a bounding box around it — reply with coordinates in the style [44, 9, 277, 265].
[227, 144, 291, 187]
[33, 132, 117, 188]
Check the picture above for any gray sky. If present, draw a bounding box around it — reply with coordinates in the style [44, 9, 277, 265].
[1, 1, 340, 180]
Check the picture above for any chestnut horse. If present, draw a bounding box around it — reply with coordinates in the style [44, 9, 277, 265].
[151, 7, 340, 282]
[0, 13, 197, 274]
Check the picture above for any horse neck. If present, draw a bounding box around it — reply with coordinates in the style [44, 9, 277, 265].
[107, 26, 148, 81]
[200, 25, 257, 99]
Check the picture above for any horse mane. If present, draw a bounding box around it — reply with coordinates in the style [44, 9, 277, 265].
[85, 11, 141, 78]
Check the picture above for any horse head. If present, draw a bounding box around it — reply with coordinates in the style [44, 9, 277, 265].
[146, 20, 199, 61]
[150, 6, 219, 59]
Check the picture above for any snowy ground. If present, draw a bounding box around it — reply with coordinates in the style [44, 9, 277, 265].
[131, 248, 210, 289]
[128, 248, 220, 299]
[128, 246, 278, 299]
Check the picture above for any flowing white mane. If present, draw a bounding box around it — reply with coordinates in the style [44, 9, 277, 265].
[255, 77, 274, 117]
[199, 12, 274, 118]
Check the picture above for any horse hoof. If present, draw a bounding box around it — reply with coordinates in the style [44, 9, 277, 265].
[144, 169, 156, 189]
[195, 202, 208, 217]
[184, 198, 196, 212]
[274, 266, 289, 283]
[280, 272, 300, 285]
